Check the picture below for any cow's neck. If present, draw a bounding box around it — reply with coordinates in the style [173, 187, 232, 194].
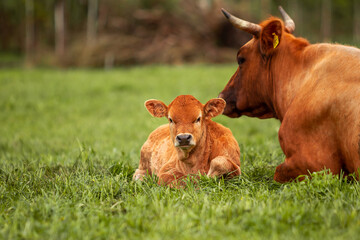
[270, 40, 313, 121]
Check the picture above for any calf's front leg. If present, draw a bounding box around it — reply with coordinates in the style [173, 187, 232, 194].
[158, 168, 186, 188]
[207, 156, 241, 178]
[133, 143, 152, 181]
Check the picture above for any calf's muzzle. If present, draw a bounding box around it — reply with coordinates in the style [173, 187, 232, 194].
[175, 134, 193, 147]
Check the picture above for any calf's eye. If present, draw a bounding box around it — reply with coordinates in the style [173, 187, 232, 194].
[195, 117, 201, 123]
[169, 118, 173, 123]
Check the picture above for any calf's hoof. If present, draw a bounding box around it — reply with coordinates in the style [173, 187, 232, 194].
[133, 174, 144, 181]
[133, 169, 147, 181]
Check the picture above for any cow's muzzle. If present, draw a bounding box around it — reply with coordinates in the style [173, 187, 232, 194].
[218, 92, 239, 117]
[175, 133, 194, 148]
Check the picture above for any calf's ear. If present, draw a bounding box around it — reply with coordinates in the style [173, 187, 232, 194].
[204, 98, 226, 118]
[144, 99, 168, 118]
[260, 20, 282, 55]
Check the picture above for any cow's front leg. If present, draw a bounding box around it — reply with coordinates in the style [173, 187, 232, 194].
[207, 156, 241, 178]
[275, 120, 342, 183]
[274, 153, 344, 183]
[274, 158, 311, 183]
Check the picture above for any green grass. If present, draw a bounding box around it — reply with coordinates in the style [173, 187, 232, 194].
[1, 65, 360, 239]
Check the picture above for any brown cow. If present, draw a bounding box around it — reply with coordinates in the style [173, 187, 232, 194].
[219, 7, 360, 182]
[133, 95, 241, 186]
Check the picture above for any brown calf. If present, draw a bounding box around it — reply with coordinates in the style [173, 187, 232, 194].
[133, 95, 241, 186]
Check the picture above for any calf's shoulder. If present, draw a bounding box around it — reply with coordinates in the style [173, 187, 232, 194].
[206, 120, 240, 160]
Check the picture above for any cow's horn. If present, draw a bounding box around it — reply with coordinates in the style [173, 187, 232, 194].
[221, 8, 261, 37]
[278, 6, 295, 33]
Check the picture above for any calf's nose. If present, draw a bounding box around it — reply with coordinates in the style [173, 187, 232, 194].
[176, 134, 193, 146]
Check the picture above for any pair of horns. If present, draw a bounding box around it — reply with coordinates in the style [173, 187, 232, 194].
[221, 6, 295, 37]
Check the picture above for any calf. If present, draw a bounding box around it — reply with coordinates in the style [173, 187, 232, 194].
[133, 95, 241, 186]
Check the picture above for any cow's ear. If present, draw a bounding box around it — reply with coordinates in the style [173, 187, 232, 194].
[260, 20, 282, 55]
[144, 99, 168, 118]
[204, 98, 226, 118]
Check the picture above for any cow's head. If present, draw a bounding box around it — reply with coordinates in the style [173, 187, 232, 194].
[219, 7, 298, 119]
[145, 95, 225, 157]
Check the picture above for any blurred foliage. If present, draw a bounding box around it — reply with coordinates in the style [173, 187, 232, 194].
[0, 0, 359, 67]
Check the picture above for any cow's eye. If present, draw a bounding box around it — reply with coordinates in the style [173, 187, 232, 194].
[238, 57, 246, 65]
[195, 117, 201, 123]
[169, 118, 173, 123]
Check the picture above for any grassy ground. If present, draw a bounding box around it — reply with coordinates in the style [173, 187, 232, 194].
[1, 65, 360, 240]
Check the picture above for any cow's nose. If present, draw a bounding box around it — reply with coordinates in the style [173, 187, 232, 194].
[176, 134, 193, 146]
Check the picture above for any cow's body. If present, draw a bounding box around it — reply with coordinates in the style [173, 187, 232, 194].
[133, 95, 241, 186]
[219, 8, 360, 182]
[274, 43, 360, 182]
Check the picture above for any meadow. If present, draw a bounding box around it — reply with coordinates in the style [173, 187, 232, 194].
[1, 65, 360, 239]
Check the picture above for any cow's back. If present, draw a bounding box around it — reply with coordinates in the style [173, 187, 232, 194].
[304, 44, 360, 84]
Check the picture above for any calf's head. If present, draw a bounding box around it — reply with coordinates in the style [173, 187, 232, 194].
[219, 7, 300, 119]
[145, 95, 225, 155]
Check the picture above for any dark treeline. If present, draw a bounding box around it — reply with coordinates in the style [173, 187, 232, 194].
[0, 0, 359, 67]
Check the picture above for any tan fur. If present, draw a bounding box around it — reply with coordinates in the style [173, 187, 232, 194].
[133, 95, 241, 187]
[220, 14, 360, 182]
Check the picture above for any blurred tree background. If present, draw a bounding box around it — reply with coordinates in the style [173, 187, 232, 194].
[0, 0, 359, 68]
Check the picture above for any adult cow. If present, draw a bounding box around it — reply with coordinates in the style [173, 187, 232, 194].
[219, 6, 360, 182]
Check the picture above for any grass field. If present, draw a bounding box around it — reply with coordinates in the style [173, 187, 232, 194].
[1, 65, 360, 240]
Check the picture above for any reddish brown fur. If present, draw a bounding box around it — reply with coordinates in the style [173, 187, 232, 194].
[219, 14, 360, 182]
[133, 95, 241, 187]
